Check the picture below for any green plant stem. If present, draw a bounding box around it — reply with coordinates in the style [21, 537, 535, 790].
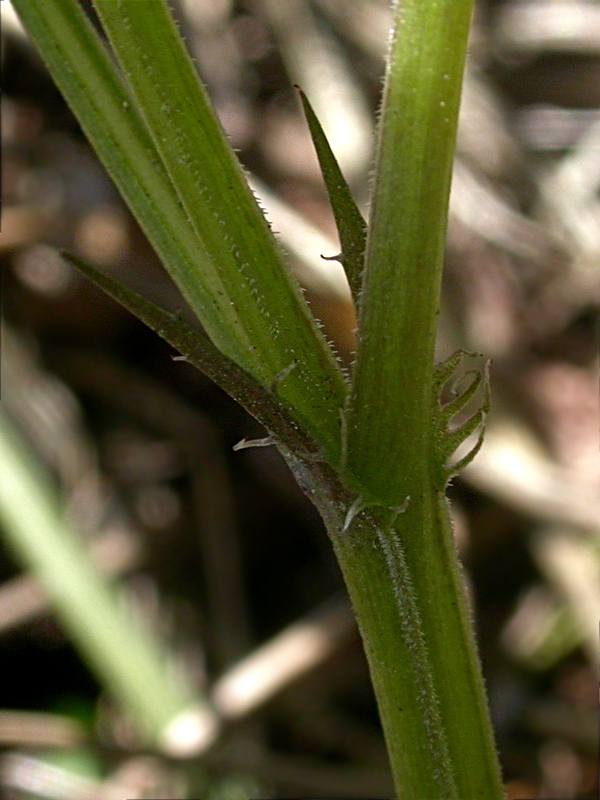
[12, 0, 506, 793]
[343, 0, 476, 504]
[291, 0, 505, 789]
[289, 454, 504, 799]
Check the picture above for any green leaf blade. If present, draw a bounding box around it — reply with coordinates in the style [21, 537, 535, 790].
[11, 0, 244, 367]
[91, 0, 347, 463]
[297, 87, 368, 303]
[13, 0, 348, 464]
[62, 251, 321, 458]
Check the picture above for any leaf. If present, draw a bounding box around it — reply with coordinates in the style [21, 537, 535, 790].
[62, 252, 321, 459]
[431, 352, 490, 487]
[91, 0, 348, 461]
[12, 0, 240, 367]
[13, 0, 347, 465]
[296, 87, 367, 304]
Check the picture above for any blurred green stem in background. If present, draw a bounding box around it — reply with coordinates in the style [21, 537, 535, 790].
[0, 414, 217, 757]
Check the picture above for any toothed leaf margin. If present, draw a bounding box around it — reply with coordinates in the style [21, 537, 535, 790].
[432, 351, 490, 488]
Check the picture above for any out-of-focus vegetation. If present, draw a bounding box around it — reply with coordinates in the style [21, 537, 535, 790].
[1, 0, 598, 797]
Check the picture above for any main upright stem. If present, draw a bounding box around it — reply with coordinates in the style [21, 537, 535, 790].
[291, 455, 504, 799]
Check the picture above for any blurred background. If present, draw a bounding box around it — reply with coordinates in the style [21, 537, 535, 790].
[1, 0, 599, 797]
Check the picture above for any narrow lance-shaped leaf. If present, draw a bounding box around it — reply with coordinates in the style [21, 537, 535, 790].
[91, 0, 348, 463]
[296, 87, 368, 304]
[13, 0, 347, 465]
[62, 252, 322, 460]
[11, 0, 241, 369]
